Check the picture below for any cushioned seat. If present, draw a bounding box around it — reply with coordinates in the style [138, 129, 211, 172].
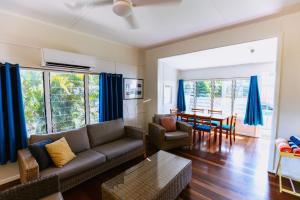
[165, 131, 189, 141]
[203, 120, 220, 127]
[188, 122, 194, 126]
[211, 121, 220, 126]
[195, 124, 214, 132]
[222, 124, 235, 130]
[176, 117, 183, 121]
[92, 138, 143, 160]
[40, 150, 106, 179]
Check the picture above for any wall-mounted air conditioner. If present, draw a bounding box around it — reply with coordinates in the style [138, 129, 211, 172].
[41, 48, 96, 71]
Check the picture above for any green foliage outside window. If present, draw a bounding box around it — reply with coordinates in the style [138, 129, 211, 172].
[89, 75, 99, 124]
[21, 70, 47, 135]
[50, 72, 85, 132]
[195, 81, 211, 97]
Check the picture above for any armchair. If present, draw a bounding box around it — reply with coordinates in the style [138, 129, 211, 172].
[0, 175, 63, 200]
[148, 114, 193, 150]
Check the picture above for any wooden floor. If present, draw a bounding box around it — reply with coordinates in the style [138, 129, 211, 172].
[63, 135, 299, 200]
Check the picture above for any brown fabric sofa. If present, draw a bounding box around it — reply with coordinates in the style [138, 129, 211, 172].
[18, 119, 145, 192]
[148, 114, 193, 150]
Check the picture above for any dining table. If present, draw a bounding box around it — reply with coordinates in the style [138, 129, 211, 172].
[177, 111, 230, 151]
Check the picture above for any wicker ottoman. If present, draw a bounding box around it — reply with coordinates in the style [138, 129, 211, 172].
[102, 150, 192, 200]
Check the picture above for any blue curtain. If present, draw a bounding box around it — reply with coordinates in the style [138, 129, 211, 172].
[244, 76, 263, 126]
[99, 73, 123, 122]
[177, 79, 186, 112]
[0, 63, 28, 164]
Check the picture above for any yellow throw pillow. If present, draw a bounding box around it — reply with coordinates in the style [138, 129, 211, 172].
[45, 137, 76, 168]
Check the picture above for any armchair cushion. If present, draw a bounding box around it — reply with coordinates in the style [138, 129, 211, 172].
[160, 116, 177, 132]
[165, 131, 189, 141]
[153, 114, 176, 124]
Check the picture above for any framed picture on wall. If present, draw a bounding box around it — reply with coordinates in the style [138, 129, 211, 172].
[123, 78, 144, 100]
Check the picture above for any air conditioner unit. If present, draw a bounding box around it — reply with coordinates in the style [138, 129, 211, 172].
[41, 48, 96, 71]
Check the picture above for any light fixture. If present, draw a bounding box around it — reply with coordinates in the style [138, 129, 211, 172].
[113, 0, 132, 17]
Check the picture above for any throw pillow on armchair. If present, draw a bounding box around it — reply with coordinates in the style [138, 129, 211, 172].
[160, 116, 177, 132]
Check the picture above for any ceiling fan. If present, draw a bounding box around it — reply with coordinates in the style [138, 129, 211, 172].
[65, 0, 182, 29]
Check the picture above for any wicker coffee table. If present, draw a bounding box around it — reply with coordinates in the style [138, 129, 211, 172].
[101, 151, 192, 200]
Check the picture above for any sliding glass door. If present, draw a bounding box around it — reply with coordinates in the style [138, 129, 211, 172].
[183, 76, 275, 137]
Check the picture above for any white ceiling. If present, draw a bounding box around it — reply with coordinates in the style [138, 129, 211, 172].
[0, 0, 299, 48]
[160, 38, 278, 70]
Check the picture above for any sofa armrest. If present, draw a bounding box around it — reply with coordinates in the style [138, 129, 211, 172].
[177, 121, 193, 137]
[124, 126, 145, 140]
[148, 123, 166, 147]
[18, 149, 39, 183]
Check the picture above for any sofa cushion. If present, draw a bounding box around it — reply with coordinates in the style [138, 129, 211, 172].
[153, 114, 176, 124]
[28, 139, 53, 170]
[92, 138, 143, 160]
[87, 119, 125, 147]
[165, 131, 189, 141]
[45, 137, 76, 168]
[29, 127, 90, 154]
[40, 150, 106, 180]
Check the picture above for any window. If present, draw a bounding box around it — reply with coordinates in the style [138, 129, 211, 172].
[21, 70, 47, 135]
[89, 75, 99, 124]
[195, 80, 211, 110]
[50, 72, 85, 132]
[213, 80, 233, 115]
[21, 69, 103, 136]
[184, 81, 194, 112]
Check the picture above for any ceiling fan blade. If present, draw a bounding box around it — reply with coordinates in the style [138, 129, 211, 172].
[124, 14, 139, 29]
[65, 0, 112, 10]
[132, 0, 182, 7]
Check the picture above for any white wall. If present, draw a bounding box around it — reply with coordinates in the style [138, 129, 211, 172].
[0, 10, 146, 130]
[158, 61, 178, 114]
[0, 11, 145, 184]
[145, 10, 300, 178]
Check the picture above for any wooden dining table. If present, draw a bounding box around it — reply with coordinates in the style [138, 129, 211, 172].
[177, 111, 230, 151]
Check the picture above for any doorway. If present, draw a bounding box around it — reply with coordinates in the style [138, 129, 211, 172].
[158, 37, 279, 172]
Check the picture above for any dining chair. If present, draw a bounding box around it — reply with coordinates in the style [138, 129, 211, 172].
[170, 108, 178, 114]
[170, 108, 182, 121]
[194, 115, 217, 147]
[219, 114, 237, 145]
[181, 113, 195, 126]
[207, 109, 223, 127]
[192, 108, 205, 112]
[208, 109, 222, 114]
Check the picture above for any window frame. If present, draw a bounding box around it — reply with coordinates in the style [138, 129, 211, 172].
[185, 77, 251, 116]
[21, 67, 100, 135]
